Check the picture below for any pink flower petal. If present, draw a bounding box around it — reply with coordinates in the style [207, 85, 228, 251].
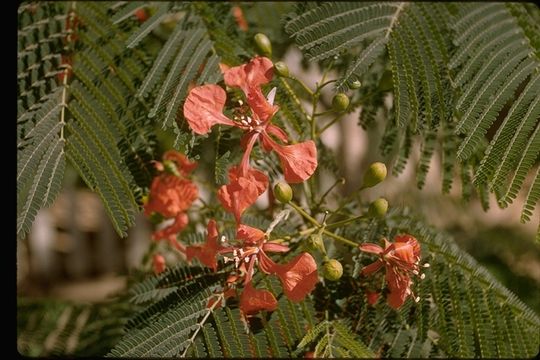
[223, 57, 273, 92]
[274, 253, 318, 302]
[240, 282, 278, 315]
[236, 224, 265, 245]
[358, 243, 384, 255]
[262, 134, 318, 183]
[262, 242, 290, 253]
[186, 219, 220, 271]
[361, 260, 384, 276]
[217, 166, 268, 222]
[183, 84, 235, 135]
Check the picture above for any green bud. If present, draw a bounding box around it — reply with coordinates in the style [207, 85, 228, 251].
[332, 93, 350, 112]
[378, 70, 393, 92]
[368, 198, 388, 218]
[363, 162, 387, 188]
[322, 259, 343, 281]
[305, 233, 326, 254]
[274, 182, 293, 203]
[351, 80, 362, 89]
[274, 61, 289, 77]
[254, 33, 272, 57]
[163, 159, 180, 177]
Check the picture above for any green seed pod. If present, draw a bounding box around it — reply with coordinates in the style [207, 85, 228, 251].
[274, 182, 293, 203]
[305, 233, 326, 254]
[322, 259, 343, 281]
[363, 162, 387, 188]
[351, 80, 362, 89]
[332, 93, 350, 112]
[254, 33, 272, 57]
[274, 61, 289, 77]
[378, 70, 393, 92]
[163, 159, 180, 177]
[368, 198, 388, 218]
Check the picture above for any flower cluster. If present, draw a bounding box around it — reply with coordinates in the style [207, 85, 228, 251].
[180, 57, 319, 316]
[359, 234, 428, 308]
[143, 151, 198, 273]
[184, 56, 317, 222]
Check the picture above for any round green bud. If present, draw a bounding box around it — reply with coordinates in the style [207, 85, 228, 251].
[363, 162, 387, 188]
[254, 33, 272, 57]
[274, 61, 289, 77]
[305, 233, 326, 254]
[274, 182, 293, 203]
[351, 80, 362, 89]
[322, 259, 343, 281]
[368, 198, 388, 218]
[378, 70, 393, 92]
[332, 93, 350, 112]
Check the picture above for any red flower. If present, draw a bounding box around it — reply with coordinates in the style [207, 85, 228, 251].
[153, 254, 166, 274]
[134, 8, 149, 23]
[240, 282, 278, 315]
[183, 57, 317, 184]
[232, 6, 248, 32]
[144, 151, 198, 250]
[220, 224, 318, 315]
[217, 165, 268, 223]
[144, 176, 198, 218]
[186, 220, 220, 271]
[359, 234, 426, 309]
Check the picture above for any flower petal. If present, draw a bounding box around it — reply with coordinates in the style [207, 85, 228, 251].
[395, 234, 421, 258]
[258, 249, 278, 274]
[186, 219, 220, 271]
[262, 242, 290, 253]
[386, 269, 410, 309]
[361, 260, 384, 276]
[144, 175, 198, 218]
[162, 150, 197, 175]
[217, 165, 268, 222]
[152, 212, 189, 247]
[365, 290, 380, 306]
[240, 282, 278, 316]
[262, 134, 318, 183]
[274, 253, 318, 302]
[236, 224, 265, 246]
[153, 254, 166, 274]
[223, 57, 273, 91]
[183, 84, 235, 135]
[358, 243, 384, 255]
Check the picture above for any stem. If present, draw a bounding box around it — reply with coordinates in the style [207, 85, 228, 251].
[180, 293, 224, 357]
[325, 214, 368, 230]
[315, 177, 345, 208]
[288, 201, 358, 248]
[317, 112, 346, 136]
[279, 77, 311, 123]
[288, 76, 314, 97]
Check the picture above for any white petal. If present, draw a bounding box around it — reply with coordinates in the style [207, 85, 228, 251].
[266, 87, 277, 105]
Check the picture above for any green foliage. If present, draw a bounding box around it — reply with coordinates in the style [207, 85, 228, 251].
[17, 298, 136, 357]
[286, 2, 540, 229]
[329, 208, 540, 358]
[295, 319, 375, 358]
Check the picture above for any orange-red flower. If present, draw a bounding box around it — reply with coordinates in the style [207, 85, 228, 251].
[153, 254, 166, 274]
[183, 57, 317, 184]
[232, 6, 248, 32]
[144, 151, 198, 249]
[217, 165, 268, 223]
[359, 234, 426, 309]
[186, 220, 220, 271]
[220, 224, 318, 315]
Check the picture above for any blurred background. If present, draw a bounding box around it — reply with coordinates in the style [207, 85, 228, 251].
[17, 38, 540, 316]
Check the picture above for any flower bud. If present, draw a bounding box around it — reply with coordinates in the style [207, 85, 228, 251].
[322, 259, 343, 281]
[351, 80, 362, 89]
[378, 70, 393, 92]
[363, 162, 387, 188]
[368, 198, 388, 218]
[153, 254, 166, 274]
[274, 61, 289, 77]
[273, 182, 293, 203]
[332, 93, 350, 112]
[254, 33, 272, 57]
[305, 233, 326, 254]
